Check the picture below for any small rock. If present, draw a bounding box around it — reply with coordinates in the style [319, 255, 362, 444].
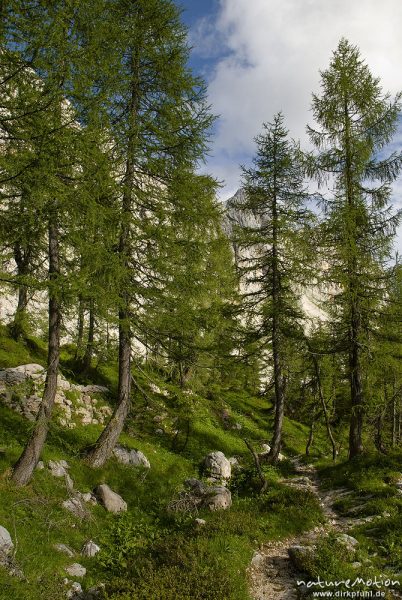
[155, 428, 164, 435]
[251, 552, 265, 568]
[66, 563, 86, 578]
[54, 543, 75, 557]
[336, 534, 359, 552]
[36, 461, 45, 470]
[48, 460, 69, 477]
[0, 526, 13, 555]
[94, 484, 127, 513]
[203, 451, 231, 481]
[65, 580, 83, 600]
[202, 485, 232, 511]
[62, 496, 88, 519]
[85, 584, 105, 599]
[81, 540, 100, 557]
[113, 446, 150, 469]
[194, 518, 206, 527]
[261, 443, 271, 453]
[352, 562, 362, 569]
[80, 492, 97, 505]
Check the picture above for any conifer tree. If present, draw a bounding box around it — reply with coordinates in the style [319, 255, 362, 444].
[233, 113, 313, 461]
[85, 0, 214, 467]
[307, 39, 402, 458]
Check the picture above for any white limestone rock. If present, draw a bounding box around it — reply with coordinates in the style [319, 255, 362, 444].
[94, 484, 127, 513]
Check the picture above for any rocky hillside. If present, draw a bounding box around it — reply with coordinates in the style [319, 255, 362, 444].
[0, 329, 401, 600]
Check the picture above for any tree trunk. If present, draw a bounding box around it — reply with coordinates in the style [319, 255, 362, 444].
[81, 298, 95, 371]
[10, 243, 31, 339]
[12, 221, 61, 486]
[85, 48, 139, 468]
[268, 177, 284, 463]
[75, 294, 85, 359]
[348, 309, 364, 458]
[85, 317, 131, 468]
[312, 354, 337, 460]
[305, 409, 316, 456]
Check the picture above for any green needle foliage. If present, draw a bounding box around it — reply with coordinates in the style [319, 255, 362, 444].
[233, 113, 314, 461]
[306, 38, 402, 458]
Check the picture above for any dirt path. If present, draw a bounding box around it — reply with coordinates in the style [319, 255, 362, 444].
[248, 458, 364, 600]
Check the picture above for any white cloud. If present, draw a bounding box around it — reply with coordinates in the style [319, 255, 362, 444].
[194, 0, 402, 247]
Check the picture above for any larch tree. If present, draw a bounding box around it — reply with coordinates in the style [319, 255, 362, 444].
[233, 113, 313, 461]
[5, 0, 114, 485]
[307, 39, 402, 458]
[85, 0, 214, 467]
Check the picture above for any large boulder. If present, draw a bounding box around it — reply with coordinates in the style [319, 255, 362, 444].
[94, 484, 127, 513]
[203, 451, 231, 481]
[113, 446, 150, 469]
[0, 364, 45, 385]
[0, 526, 13, 556]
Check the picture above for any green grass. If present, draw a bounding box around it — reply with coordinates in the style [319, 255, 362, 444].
[1, 327, 384, 600]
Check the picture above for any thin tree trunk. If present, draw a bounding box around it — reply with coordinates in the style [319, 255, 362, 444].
[85, 317, 131, 468]
[268, 174, 284, 463]
[85, 46, 139, 468]
[312, 354, 337, 460]
[306, 410, 315, 456]
[348, 309, 364, 458]
[75, 294, 85, 359]
[11, 243, 31, 339]
[82, 298, 95, 371]
[244, 438, 268, 494]
[12, 220, 61, 486]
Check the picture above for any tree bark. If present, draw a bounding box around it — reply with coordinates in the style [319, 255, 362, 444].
[12, 220, 61, 486]
[81, 298, 95, 371]
[10, 242, 31, 339]
[312, 354, 337, 460]
[85, 317, 131, 468]
[268, 164, 284, 463]
[85, 46, 139, 468]
[75, 294, 85, 359]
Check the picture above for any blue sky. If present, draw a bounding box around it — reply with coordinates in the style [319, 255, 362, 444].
[175, 0, 402, 249]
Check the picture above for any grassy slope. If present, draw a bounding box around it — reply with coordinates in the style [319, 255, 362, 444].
[0, 327, 347, 600]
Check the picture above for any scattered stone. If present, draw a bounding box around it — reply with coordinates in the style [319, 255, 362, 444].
[81, 540, 100, 557]
[85, 583, 106, 599]
[0, 526, 13, 555]
[232, 422, 242, 430]
[194, 518, 206, 527]
[261, 443, 271, 453]
[352, 562, 362, 569]
[48, 459, 69, 477]
[203, 485, 232, 511]
[62, 496, 88, 520]
[54, 543, 75, 557]
[66, 563, 86, 578]
[94, 484, 127, 513]
[0, 364, 45, 385]
[203, 451, 231, 481]
[336, 534, 359, 552]
[155, 428, 164, 435]
[65, 580, 83, 600]
[288, 545, 315, 571]
[113, 446, 150, 469]
[251, 552, 265, 568]
[36, 461, 45, 470]
[80, 492, 97, 505]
